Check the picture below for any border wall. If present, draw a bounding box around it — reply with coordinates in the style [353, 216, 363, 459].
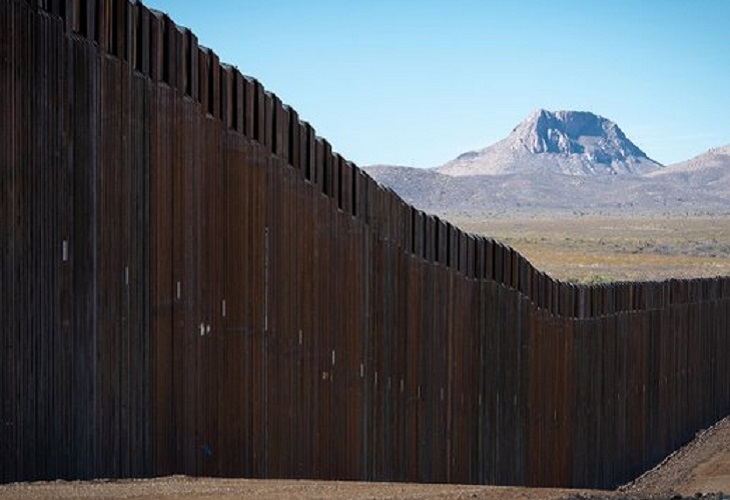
[2, 0, 730, 488]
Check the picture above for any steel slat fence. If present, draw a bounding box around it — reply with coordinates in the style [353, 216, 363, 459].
[2, 0, 730, 489]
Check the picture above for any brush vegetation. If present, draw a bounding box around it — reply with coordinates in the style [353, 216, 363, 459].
[445, 215, 730, 283]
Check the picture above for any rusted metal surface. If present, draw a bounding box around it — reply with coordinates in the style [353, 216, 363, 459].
[3, 0, 730, 490]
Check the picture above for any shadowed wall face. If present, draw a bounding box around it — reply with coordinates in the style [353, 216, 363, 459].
[2, 0, 730, 489]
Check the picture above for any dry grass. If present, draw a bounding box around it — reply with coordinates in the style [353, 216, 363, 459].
[445, 215, 730, 283]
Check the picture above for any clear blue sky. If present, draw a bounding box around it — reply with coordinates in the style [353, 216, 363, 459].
[143, 0, 730, 168]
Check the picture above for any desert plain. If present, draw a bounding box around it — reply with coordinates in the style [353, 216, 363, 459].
[447, 214, 730, 283]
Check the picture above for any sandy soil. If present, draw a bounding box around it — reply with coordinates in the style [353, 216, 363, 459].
[2, 417, 729, 500]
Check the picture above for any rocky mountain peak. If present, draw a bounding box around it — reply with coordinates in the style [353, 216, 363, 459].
[513, 109, 644, 159]
[437, 109, 663, 176]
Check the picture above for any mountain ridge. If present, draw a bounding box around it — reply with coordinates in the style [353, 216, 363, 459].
[648, 144, 730, 177]
[365, 109, 730, 216]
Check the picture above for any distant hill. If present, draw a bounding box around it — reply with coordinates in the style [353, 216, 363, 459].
[436, 109, 663, 177]
[647, 144, 730, 179]
[364, 111, 729, 217]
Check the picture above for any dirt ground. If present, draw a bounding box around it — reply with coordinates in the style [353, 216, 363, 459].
[619, 415, 730, 498]
[0, 477, 600, 500]
[2, 416, 729, 500]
